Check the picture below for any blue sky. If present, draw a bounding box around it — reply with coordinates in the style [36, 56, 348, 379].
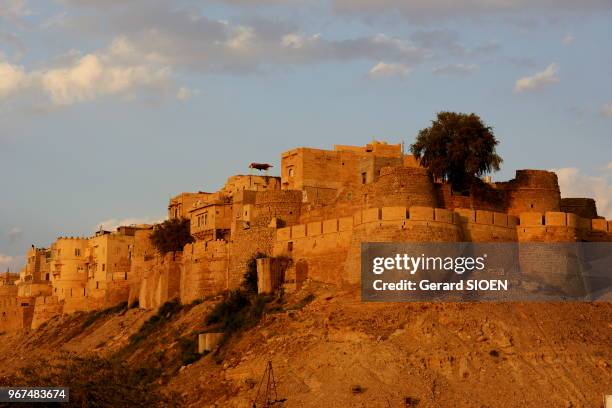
[1, 0, 611, 271]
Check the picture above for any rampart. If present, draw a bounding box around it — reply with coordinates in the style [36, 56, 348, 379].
[365, 167, 438, 208]
[273, 206, 523, 285]
[139, 252, 182, 309]
[560, 198, 599, 219]
[181, 240, 229, 303]
[4, 142, 612, 332]
[272, 206, 609, 287]
[498, 170, 561, 216]
[31, 296, 62, 329]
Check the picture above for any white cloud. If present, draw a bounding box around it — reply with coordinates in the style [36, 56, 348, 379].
[50, 7, 427, 74]
[7, 227, 22, 243]
[176, 86, 198, 101]
[226, 26, 256, 51]
[432, 63, 479, 75]
[562, 34, 575, 46]
[368, 62, 411, 78]
[600, 104, 612, 118]
[0, 21, 432, 107]
[281, 33, 321, 49]
[0, 62, 27, 97]
[0, 254, 13, 267]
[0, 38, 174, 106]
[605, 162, 612, 170]
[0, 253, 24, 272]
[41, 53, 171, 106]
[514, 63, 559, 93]
[554, 167, 612, 218]
[95, 216, 165, 232]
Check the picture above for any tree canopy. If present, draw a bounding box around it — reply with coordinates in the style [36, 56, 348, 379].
[149, 217, 194, 254]
[410, 111, 502, 192]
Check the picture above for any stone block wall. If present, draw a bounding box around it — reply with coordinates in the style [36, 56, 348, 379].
[456, 209, 518, 242]
[499, 170, 561, 216]
[514, 210, 612, 242]
[560, 198, 598, 219]
[227, 227, 275, 290]
[273, 205, 463, 286]
[181, 240, 228, 303]
[139, 252, 182, 310]
[365, 166, 438, 209]
[31, 296, 62, 329]
[250, 190, 303, 228]
[0, 287, 34, 331]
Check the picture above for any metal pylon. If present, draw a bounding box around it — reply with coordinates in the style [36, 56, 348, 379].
[252, 360, 286, 407]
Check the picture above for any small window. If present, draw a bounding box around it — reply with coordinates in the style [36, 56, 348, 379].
[288, 168, 294, 177]
[288, 242, 293, 252]
[124, 272, 128, 280]
[361, 172, 367, 184]
[45, 273, 49, 281]
[96, 281, 99, 289]
[102, 264, 105, 272]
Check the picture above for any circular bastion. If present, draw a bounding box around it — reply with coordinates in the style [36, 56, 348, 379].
[369, 166, 438, 209]
[501, 170, 560, 216]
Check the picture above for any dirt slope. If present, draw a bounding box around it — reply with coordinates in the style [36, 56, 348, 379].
[0, 285, 610, 408]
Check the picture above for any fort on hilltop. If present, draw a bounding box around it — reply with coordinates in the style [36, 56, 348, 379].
[2, 141, 611, 331]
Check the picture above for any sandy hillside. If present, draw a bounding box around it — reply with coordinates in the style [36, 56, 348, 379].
[0, 284, 610, 408]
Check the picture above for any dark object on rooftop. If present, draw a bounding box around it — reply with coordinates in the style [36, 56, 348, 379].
[249, 163, 274, 171]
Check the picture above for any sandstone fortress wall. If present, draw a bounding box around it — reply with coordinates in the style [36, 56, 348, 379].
[2, 141, 611, 331]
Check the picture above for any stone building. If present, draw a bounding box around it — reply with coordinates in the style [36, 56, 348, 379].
[0, 271, 31, 331]
[50, 237, 89, 313]
[168, 192, 212, 220]
[17, 246, 52, 298]
[84, 227, 138, 310]
[3, 140, 611, 331]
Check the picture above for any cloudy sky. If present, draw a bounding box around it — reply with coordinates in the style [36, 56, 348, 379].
[1, 0, 611, 271]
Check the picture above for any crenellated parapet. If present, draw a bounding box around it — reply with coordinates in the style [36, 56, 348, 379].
[275, 206, 522, 243]
[517, 211, 612, 242]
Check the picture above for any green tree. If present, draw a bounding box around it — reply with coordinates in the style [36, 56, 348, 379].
[410, 112, 502, 192]
[149, 218, 194, 254]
